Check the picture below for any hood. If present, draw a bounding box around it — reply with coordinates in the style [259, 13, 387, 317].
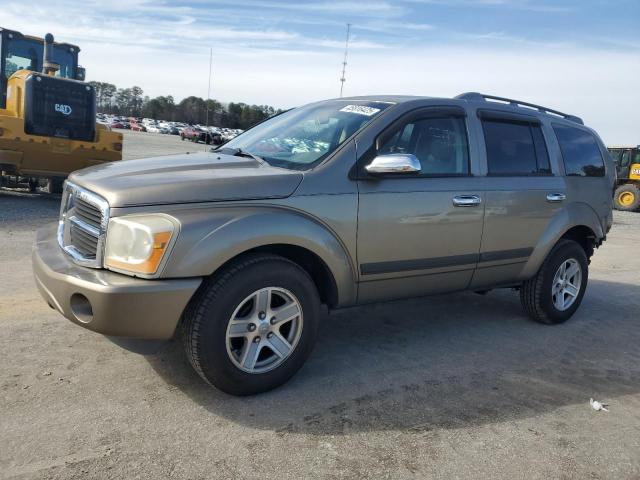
[69, 152, 303, 208]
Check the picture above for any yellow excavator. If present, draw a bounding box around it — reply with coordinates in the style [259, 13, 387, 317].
[0, 27, 122, 193]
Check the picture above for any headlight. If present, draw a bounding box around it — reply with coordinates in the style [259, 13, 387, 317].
[104, 215, 177, 276]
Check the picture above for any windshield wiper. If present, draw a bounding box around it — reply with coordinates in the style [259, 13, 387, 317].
[212, 147, 265, 164]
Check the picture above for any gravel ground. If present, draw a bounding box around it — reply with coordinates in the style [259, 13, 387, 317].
[1, 131, 640, 479]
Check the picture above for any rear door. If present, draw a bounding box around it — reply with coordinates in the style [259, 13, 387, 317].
[356, 106, 485, 303]
[469, 110, 566, 289]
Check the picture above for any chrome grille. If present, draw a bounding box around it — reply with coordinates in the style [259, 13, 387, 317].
[73, 198, 102, 230]
[57, 182, 109, 268]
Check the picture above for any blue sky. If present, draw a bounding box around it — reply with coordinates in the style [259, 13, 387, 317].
[2, 0, 639, 142]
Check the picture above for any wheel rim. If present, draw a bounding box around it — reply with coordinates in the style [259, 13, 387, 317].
[551, 258, 582, 311]
[225, 287, 303, 374]
[619, 191, 635, 206]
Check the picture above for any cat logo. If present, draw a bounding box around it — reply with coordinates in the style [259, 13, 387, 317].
[54, 103, 72, 115]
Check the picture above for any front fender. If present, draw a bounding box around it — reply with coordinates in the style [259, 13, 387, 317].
[161, 205, 357, 306]
[519, 201, 605, 280]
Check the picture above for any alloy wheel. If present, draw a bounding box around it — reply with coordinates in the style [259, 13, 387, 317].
[551, 258, 582, 311]
[225, 287, 303, 374]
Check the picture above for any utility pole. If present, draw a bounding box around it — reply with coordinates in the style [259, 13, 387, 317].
[339, 23, 351, 98]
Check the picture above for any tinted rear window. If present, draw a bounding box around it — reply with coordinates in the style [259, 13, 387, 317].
[553, 125, 605, 177]
[482, 120, 550, 175]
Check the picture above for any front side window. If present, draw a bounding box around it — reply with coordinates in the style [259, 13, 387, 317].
[3, 38, 40, 79]
[378, 116, 469, 175]
[482, 120, 550, 175]
[220, 100, 392, 170]
[2, 37, 77, 80]
[553, 125, 605, 177]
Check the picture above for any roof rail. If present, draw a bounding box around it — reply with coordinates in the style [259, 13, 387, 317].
[455, 92, 584, 125]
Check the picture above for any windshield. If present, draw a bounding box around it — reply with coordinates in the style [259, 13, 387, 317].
[2, 37, 77, 80]
[221, 100, 393, 170]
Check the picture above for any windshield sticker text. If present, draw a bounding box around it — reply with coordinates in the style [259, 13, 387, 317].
[340, 105, 381, 116]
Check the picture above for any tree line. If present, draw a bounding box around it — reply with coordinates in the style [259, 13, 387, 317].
[88, 81, 281, 130]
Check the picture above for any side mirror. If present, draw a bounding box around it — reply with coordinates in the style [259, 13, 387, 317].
[365, 153, 421, 175]
[76, 66, 86, 81]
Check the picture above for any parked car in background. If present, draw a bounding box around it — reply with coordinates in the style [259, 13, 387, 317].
[36, 93, 613, 396]
[110, 121, 125, 129]
[181, 126, 221, 144]
[130, 122, 147, 132]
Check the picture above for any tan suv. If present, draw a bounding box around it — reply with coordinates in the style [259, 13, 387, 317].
[33, 93, 615, 395]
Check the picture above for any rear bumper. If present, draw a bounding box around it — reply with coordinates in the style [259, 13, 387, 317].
[33, 225, 202, 339]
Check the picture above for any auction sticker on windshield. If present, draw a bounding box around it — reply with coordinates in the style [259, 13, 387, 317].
[340, 105, 381, 116]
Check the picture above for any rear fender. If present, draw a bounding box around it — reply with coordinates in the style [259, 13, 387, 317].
[519, 201, 604, 280]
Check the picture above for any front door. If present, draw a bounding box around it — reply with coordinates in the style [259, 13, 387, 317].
[356, 107, 485, 303]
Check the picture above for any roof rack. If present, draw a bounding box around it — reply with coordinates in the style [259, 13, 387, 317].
[455, 92, 584, 125]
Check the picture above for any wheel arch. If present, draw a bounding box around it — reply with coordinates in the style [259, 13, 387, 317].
[520, 202, 605, 279]
[560, 225, 598, 259]
[162, 206, 357, 307]
[209, 244, 339, 308]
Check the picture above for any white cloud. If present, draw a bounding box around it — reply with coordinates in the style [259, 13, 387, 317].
[2, 1, 638, 144]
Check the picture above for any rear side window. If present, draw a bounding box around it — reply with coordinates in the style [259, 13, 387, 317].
[482, 120, 551, 175]
[553, 125, 605, 177]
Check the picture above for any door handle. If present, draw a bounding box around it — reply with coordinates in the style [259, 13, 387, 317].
[453, 195, 482, 207]
[546, 193, 566, 203]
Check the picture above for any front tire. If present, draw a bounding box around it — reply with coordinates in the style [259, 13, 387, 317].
[520, 239, 588, 324]
[182, 254, 321, 395]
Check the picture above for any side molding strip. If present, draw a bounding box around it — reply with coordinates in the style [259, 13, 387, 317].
[360, 247, 533, 276]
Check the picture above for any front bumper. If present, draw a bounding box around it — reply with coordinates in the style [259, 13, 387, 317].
[32, 225, 202, 339]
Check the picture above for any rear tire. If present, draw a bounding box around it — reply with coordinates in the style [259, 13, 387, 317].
[520, 239, 588, 324]
[614, 184, 640, 211]
[28, 178, 38, 193]
[182, 254, 321, 395]
[44, 177, 64, 194]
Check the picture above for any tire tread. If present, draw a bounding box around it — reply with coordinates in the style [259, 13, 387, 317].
[520, 239, 585, 325]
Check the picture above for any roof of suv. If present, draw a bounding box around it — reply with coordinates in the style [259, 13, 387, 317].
[338, 92, 584, 126]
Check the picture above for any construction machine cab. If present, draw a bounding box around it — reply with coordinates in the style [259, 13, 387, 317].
[0, 28, 83, 107]
[0, 28, 121, 193]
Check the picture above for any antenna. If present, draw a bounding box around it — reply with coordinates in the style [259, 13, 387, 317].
[339, 23, 351, 98]
[204, 47, 213, 151]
